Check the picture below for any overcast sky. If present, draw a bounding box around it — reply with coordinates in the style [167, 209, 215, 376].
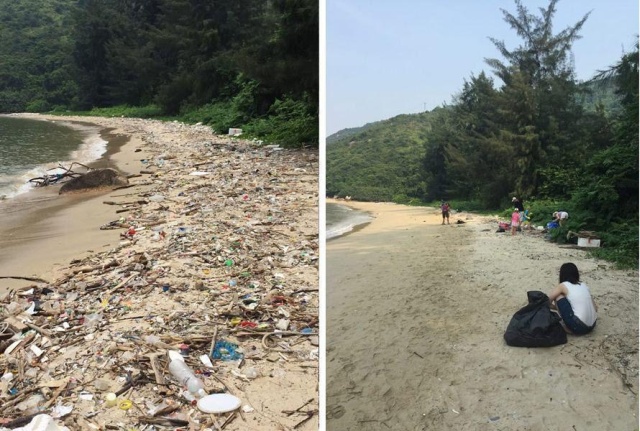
[326, 0, 639, 135]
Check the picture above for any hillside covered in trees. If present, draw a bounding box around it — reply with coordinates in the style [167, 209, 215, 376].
[327, 112, 442, 202]
[327, 0, 638, 266]
[0, 0, 318, 147]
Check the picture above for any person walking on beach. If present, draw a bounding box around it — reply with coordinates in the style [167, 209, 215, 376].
[548, 262, 597, 335]
[510, 208, 520, 235]
[441, 201, 450, 225]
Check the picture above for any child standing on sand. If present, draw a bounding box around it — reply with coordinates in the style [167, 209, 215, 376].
[510, 208, 520, 235]
[441, 201, 450, 225]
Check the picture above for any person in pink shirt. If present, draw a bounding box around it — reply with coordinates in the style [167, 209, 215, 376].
[510, 208, 520, 236]
[441, 201, 450, 225]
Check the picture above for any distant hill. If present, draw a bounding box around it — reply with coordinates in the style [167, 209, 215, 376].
[326, 124, 374, 145]
[578, 77, 622, 114]
[326, 77, 622, 203]
[326, 109, 443, 201]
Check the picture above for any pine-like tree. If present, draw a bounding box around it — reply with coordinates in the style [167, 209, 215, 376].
[484, 0, 590, 197]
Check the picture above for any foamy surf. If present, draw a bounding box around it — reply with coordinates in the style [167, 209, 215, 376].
[326, 204, 373, 239]
[0, 120, 107, 200]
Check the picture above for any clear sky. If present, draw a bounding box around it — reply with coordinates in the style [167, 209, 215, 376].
[326, 0, 639, 135]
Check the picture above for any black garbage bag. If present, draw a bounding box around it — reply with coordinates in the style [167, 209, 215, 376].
[504, 291, 567, 347]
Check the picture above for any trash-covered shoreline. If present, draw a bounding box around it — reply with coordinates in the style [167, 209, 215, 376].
[0, 115, 319, 430]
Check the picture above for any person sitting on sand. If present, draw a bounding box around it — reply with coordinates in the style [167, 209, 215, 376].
[548, 262, 597, 335]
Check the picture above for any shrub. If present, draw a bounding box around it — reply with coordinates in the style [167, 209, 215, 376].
[392, 194, 422, 205]
[245, 94, 318, 148]
[590, 222, 639, 269]
[25, 99, 50, 112]
[179, 101, 238, 132]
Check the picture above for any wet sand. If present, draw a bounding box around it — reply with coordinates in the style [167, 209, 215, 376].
[0, 126, 145, 294]
[326, 201, 638, 430]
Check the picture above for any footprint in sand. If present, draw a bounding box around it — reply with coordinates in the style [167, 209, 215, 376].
[327, 404, 346, 419]
[343, 363, 356, 373]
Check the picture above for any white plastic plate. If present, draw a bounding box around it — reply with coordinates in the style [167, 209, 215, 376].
[197, 394, 242, 414]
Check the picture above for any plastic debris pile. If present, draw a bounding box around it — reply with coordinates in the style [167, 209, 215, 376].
[0, 118, 319, 430]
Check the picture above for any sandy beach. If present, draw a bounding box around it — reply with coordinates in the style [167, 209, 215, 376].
[0, 114, 319, 430]
[0, 125, 137, 294]
[326, 200, 638, 430]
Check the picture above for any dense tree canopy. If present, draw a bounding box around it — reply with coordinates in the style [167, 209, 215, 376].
[0, 0, 78, 112]
[326, 0, 637, 266]
[0, 0, 318, 147]
[327, 113, 436, 202]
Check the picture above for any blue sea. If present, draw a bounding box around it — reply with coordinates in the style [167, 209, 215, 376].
[0, 116, 107, 199]
[326, 202, 373, 239]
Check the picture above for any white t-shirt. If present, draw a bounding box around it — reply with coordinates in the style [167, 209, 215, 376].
[557, 211, 569, 220]
[563, 281, 597, 326]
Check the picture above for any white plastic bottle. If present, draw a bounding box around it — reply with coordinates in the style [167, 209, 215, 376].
[168, 359, 207, 398]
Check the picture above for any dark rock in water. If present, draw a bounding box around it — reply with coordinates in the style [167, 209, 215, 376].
[59, 168, 128, 194]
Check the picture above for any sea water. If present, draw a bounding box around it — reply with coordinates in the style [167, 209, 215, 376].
[326, 202, 373, 239]
[0, 116, 107, 199]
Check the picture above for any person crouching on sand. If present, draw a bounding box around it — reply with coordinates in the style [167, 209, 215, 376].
[510, 208, 520, 235]
[548, 262, 597, 335]
[553, 210, 569, 226]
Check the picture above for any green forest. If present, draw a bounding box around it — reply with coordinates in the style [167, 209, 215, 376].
[327, 1, 638, 267]
[0, 0, 318, 148]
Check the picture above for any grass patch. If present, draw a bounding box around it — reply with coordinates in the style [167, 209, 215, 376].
[51, 104, 165, 119]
